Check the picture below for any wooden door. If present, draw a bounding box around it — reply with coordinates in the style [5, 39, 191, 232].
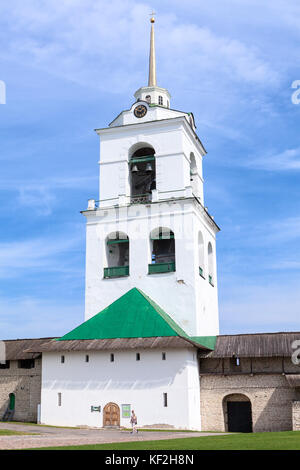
[9, 393, 15, 411]
[103, 402, 120, 427]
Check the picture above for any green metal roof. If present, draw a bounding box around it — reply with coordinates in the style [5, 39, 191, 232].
[190, 336, 217, 350]
[58, 288, 216, 351]
[59, 288, 185, 341]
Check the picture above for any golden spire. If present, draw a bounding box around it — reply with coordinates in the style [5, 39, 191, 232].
[148, 13, 157, 87]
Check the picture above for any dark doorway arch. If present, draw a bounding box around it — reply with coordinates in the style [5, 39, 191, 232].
[103, 402, 120, 428]
[223, 394, 252, 433]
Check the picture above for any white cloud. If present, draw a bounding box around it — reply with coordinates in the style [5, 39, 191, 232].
[161, 23, 278, 86]
[246, 147, 300, 171]
[220, 278, 300, 334]
[268, 260, 300, 270]
[269, 217, 300, 240]
[0, 0, 279, 94]
[0, 233, 83, 278]
[18, 186, 56, 216]
[253, 217, 300, 245]
[0, 296, 83, 339]
[220, 216, 300, 251]
[0, 175, 97, 215]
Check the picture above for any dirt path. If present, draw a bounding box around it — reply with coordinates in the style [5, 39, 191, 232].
[0, 422, 227, 449]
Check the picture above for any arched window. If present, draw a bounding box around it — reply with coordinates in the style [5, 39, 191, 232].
[208, 242, 214, 286]
[149, 227, 176, 274]
[198, 232, 205, 278]
[190, 153, 198, 195]
[129, 145, 156, 203]
[158, 96, 163, 105]
[145, 95, 151, 103]
[104, 231, 129, 278]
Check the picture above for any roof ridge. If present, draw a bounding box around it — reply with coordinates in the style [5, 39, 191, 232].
[2, 337, 55, 342]
[217, 331, 300, 338]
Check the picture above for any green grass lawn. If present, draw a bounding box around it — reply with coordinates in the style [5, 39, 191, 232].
[31, 431, 300, 450]
[0, 429, 35, 436]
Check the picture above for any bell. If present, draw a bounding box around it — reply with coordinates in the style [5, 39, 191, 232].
[131, 165, 138, 172]
[145, 163, 153, 172]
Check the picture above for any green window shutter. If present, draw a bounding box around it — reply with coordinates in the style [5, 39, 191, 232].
[107, 239, 129, 245]
[148, 262, 176, 274]
[104, 266, 129, 278]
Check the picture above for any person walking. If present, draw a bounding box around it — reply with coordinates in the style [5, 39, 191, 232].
[130, 410, 138, 434]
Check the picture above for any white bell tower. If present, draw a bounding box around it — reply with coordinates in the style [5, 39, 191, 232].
[83, 17, 220, 337]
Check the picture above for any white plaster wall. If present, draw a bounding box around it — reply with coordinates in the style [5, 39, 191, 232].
[85, 110, 218, 337]
[97, 118, 205, 206]
[109, 101, 188, 128]
[187, 352, 202, 430]
[84, 199, 219, 337]
[182, 132, 204, 202]
[194, 217, 219, 336]
[133, 86, 171, 108]
[40, 349, 201, 430]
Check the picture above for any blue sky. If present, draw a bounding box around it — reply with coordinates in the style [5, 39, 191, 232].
[0, 0, 299, 339]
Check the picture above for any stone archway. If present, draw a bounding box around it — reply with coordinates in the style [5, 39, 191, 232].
[103, 402, 120, 428]
[223, 394, 252, 433]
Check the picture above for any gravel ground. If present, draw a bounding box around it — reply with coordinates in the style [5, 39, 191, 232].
[0, 422, 227, 449]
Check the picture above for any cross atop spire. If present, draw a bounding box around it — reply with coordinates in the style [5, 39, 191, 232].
[148, 13, 157, 87]
[133, 14, 171, 107]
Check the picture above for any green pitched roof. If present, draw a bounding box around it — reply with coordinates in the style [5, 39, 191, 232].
[59, 288, 190, 341]
[58, 288, 216, 351]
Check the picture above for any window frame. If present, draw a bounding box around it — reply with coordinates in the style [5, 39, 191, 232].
[18, 359, 35, 369]
[163, 393, 168, 407]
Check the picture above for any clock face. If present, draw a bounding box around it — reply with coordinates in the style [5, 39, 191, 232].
[134, 104, 147, 118]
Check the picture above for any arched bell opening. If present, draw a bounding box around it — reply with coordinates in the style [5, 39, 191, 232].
[148, 227, 176, 274]
[208, 242, 214, 286]
[198, 231, 205, 278]
[104, 231, 129, 279]
[190, 152, 198, 196]
[129, 145, 156, 203]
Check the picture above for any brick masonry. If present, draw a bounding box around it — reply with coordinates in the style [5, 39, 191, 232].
[0, 358, 41, 422]
[200, 357, 300, 432]
[292, 401, 300, 431]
